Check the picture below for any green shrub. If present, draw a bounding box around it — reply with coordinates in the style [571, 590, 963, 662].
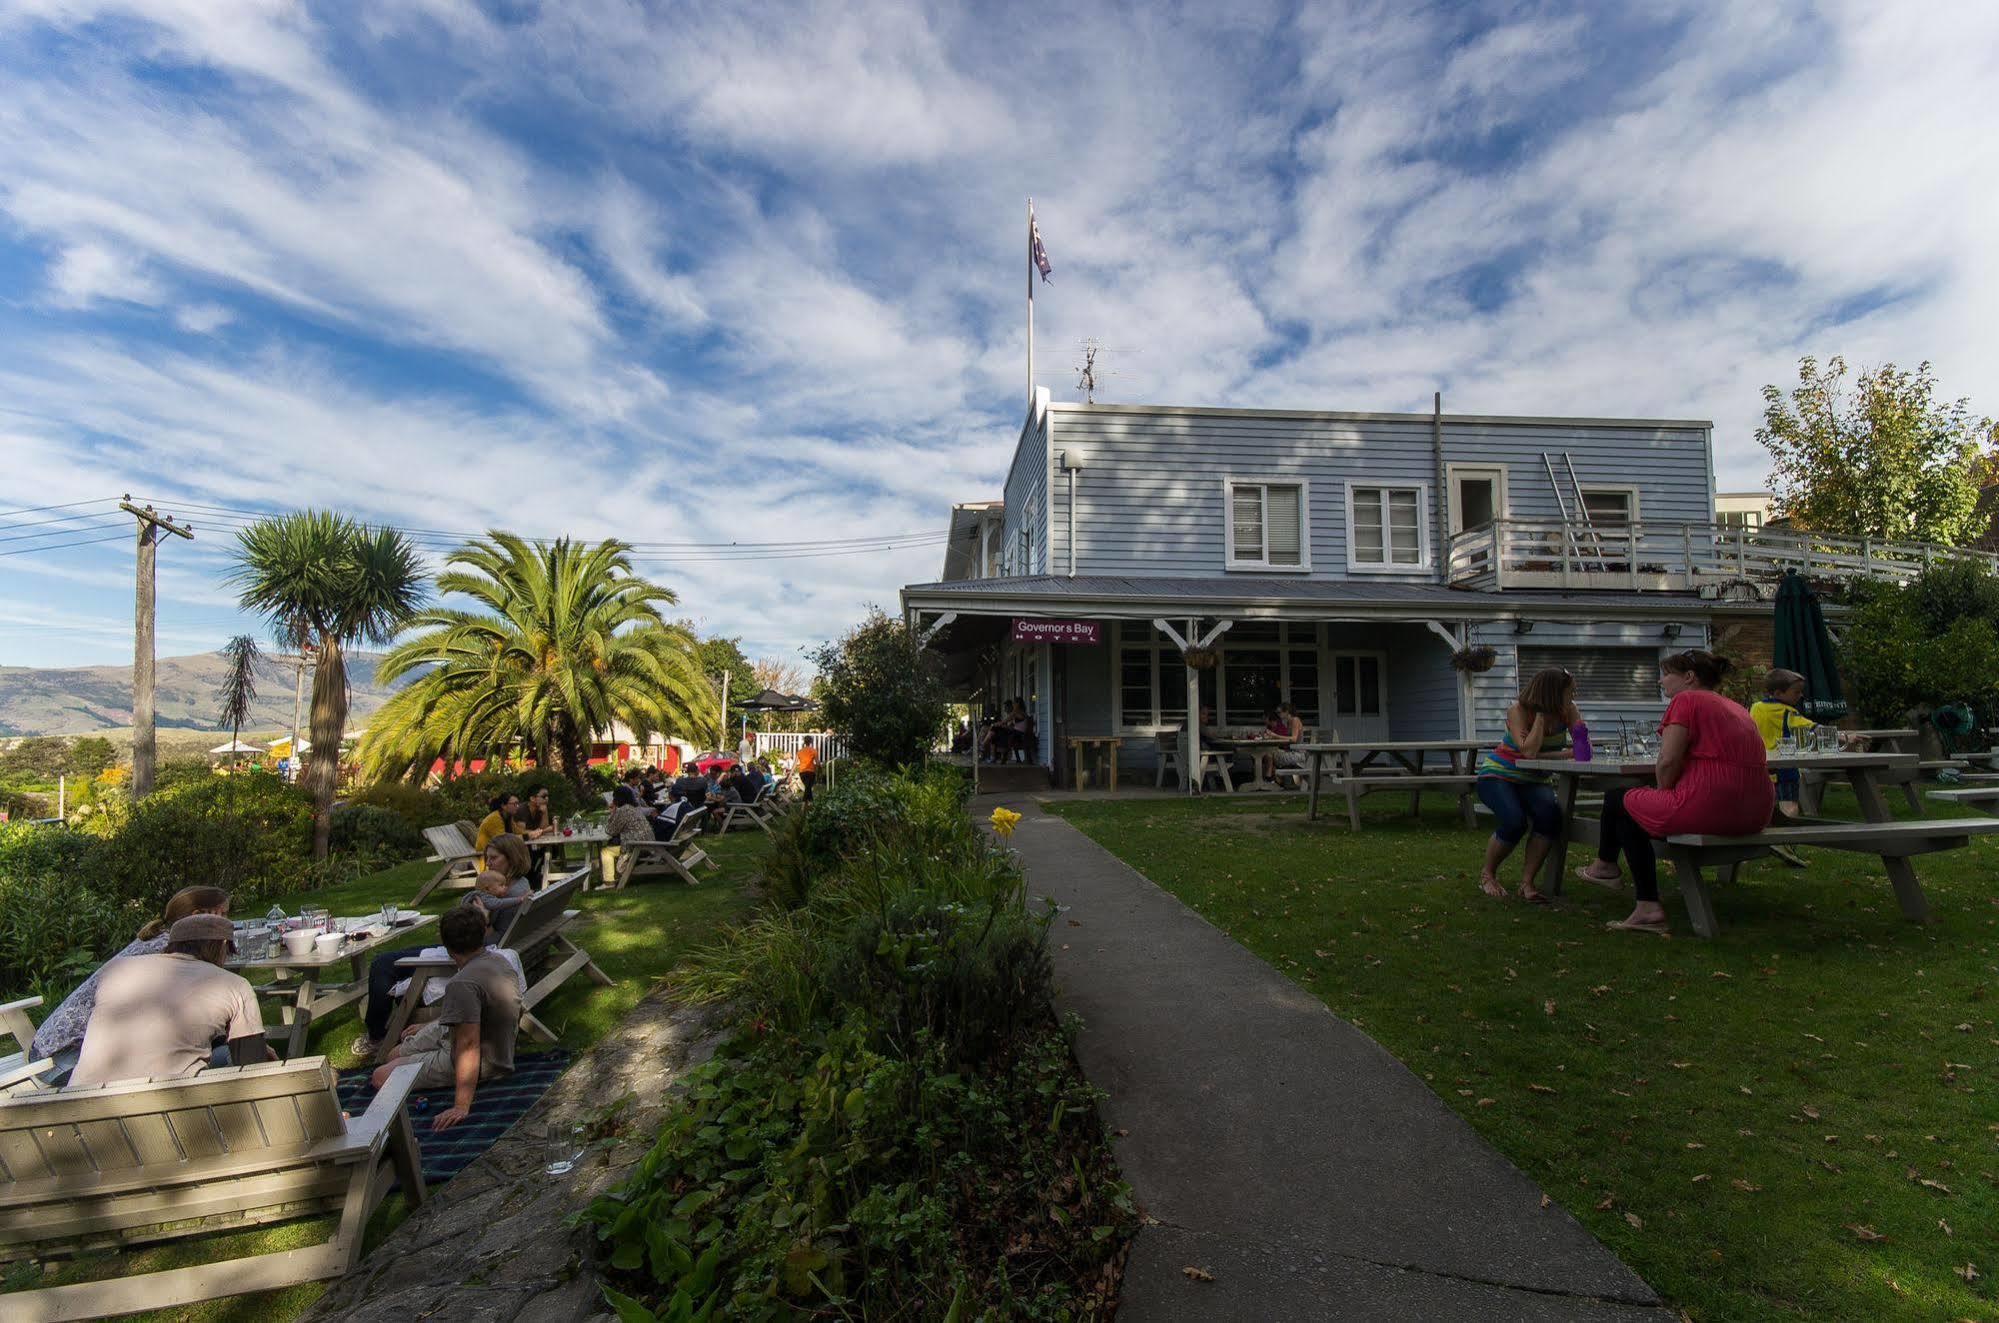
[347, 780, 444, 831]
[812, 608, 950, 768]
[425, 768, 586, 825]
[328, 803, 426, 868]
[90, 772, 316, 916]
[0, 824, 133, 1001]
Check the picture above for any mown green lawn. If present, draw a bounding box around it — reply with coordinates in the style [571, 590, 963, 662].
[12, 829, 765, 1323]
[1050, 788, 1999, 1323]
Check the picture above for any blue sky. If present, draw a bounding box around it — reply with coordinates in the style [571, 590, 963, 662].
[1, 0, 1995, 670]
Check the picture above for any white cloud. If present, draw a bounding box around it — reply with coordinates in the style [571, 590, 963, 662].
[43, 241, 163, 307]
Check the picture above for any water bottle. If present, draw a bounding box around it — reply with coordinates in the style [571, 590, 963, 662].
[1570, 721, 1593, 763]
[266, 902, 286, 926]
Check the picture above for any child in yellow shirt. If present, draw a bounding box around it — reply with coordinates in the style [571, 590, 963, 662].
[1750, 668, 1814, 817]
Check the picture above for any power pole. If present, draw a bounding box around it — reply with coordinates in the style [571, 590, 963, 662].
[120, 497, 194, 798]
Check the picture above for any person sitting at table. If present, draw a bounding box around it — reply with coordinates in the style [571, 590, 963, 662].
[69, 915, 269, 1088]
[370, 907, 522, 1131]
[606, 784, 655, 844]
[350, 832, 532, 1058]
[515, 785, 556, 840]
[980, 701, 1016, 762]
[1474, 668, 1578, 904]
[1272, 702, 1308, 777]
[32, 886, 233, 1081]
[1578, 649, 1772, 935]
[473, 792, 523, 855]
[670, 765, 711, 805]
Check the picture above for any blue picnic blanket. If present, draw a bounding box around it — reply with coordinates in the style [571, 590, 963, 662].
[336, 1050, 570, 1182]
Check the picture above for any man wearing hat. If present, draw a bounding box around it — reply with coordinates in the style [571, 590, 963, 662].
[69, 913, 270, 1088]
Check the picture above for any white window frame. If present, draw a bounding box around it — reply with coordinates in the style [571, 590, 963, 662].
[1222, 477, 1312, 573]
[1344, 481, 1432, 573]
[1579, 485, 1640, 525]
[1445, 464, 1509, 534]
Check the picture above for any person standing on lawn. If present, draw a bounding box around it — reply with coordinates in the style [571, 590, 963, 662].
[370, 907, 521, 1131]
[796, 735, 820, 802]
[1474, 667, 1577, 904]
[1579, 649, 1772, 935]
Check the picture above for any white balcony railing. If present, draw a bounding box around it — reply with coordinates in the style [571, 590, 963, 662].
[1445, 519, 1998, 593]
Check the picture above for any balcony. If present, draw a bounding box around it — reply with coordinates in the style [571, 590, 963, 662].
[1445, 518, 1998, 595]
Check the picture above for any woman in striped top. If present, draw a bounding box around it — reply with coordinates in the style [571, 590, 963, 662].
[1474, 668, 1579, 903]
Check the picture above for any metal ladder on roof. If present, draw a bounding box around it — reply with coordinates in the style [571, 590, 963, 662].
[1542, 452, 1608, 571]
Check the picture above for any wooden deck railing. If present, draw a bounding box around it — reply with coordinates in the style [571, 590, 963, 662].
[1445, 519, 1998, 593]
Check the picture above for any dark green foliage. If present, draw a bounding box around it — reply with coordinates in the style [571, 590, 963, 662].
[0, 824, 122, 1002]
[0, 736, 71, 781]
[425, 768, 587, 825]
[91, 773, 316, 911]
[327, 803, 426, 869]
[584, 765, 1131, 1319]
[68, 737, 117, 778]
[345, 780, 443, 831]
[811, 609, 949, 769]
[1840, 564, 1999, 726]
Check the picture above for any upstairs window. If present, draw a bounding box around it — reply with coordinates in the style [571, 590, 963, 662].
[1717, 508, 1761, 531]
[1580, 487, 1638, 526]
[1347, 483, 1429, 570]
[1224, 479, 1308, 571]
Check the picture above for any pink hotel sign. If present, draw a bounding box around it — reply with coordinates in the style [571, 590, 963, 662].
[1010, 618, 1101, 645]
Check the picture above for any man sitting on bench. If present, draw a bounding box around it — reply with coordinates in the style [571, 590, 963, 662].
[370, 907, 522, 1130]
[69, 914, 271, 1087]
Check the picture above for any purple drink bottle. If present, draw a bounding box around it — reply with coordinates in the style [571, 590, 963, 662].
[1570, 721, 1593, 762]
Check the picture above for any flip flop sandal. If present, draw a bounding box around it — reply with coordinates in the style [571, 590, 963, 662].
[1575, 866, 1623, 888]
[1605, 918, 1671, 936]
[1478, 877, 1510, 899]
[1518, 888, 1552, 905]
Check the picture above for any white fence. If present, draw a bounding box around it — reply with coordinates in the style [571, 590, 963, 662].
[1446, 519, 1998, 593]
[748, 730, 849, 762]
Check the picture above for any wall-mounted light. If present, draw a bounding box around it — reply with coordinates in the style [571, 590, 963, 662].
[1513, 619, 1534, 635]
[1662, 622, 1684, 640]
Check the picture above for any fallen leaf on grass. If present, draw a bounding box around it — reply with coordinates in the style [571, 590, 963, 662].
[1670, 1061, 1691, 1070]
[1731, 1179, 1763, 1193]
[1686, 1141, 1705, 1150]
[1954, 1263, 1980, 1284]
[1476, 1098, 1495, 1108]
[1527, 1083, 1557, 1095]
[1595, 1193, 1616, 1211]
[1802, 1105, 1821, 1120]
[1624, 1212, 1643, 1229]
[1847, 1224, 1888, 1242]
[1939, 1219, 1953, 1236]
[1182, 1266, 1215, 1283]
[1539, 1194, 1551, 1208]
[1691, 1174, 1711, 1184]
[1543, 1000, 1556, 1016]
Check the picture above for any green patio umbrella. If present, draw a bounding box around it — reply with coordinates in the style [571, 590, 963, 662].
[1772, 571, 1847, 720]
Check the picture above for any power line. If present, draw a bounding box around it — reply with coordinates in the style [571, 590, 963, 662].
[0, 518, 131, 546]
[0, 532, 134, 558]
[0, 503, 122, 531]
[0, 497, 118, 518]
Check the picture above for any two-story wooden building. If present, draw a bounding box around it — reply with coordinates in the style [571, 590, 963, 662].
[902, 391, 1833, 785]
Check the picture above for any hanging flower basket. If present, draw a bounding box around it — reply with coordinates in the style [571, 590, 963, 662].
[1450, 645, 1498, 674]
[1184, 646, 1221, 671]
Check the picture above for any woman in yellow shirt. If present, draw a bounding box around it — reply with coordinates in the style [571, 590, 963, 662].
[473, 792, 522, 855]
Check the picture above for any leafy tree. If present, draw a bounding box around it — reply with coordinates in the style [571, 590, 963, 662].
[812, 609, 948, 769]
[215, 635, 262, 770]
[1758, 356, 1996, 544]
[68, 737, 117, 778]
[231, 511, 428, 859]
[1, 736, 72, 781]
[689, 631, 757, 748]
[1840, 562, 1999, 726]
[360, 534, 711, 793]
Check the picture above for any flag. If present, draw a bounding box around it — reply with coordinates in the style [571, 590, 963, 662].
[1030, 215, 1052, 282]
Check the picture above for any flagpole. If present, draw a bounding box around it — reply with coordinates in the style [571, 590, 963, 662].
[1026, 196, 1034, 409]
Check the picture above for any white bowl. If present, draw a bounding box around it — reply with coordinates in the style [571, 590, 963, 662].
[281, 930, 317, 958]
[314, 931, 345, 952]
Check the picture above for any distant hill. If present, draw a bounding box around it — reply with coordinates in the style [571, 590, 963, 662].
[0, 651, 402, 737]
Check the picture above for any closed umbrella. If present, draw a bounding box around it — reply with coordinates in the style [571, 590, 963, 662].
[1773, 571, 1846, 720]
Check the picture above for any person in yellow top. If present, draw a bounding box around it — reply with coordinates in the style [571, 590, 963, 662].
[795, 737, 820, 803]
[1750, 669, 1816, 818]
[473, 792, 523, 855]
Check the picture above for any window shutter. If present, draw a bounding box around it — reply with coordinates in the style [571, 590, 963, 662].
[1517, 647, 1660, 704]
[1267, 486, 1302, 566]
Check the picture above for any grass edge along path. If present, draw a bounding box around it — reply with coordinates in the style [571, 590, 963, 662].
[5, 832, 764, 1323]
[1048, 791, 1999, 1323]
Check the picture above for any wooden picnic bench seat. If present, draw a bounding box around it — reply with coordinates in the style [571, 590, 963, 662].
[1800, 759, 1970, 816]
[719, 782, 779, 836]
[607, 806, 717, 888]
[0, 997, 53, 1096]
[1662, 817, 1999, 938]
[1927, 786, 1999, 806]
[409, 822, 482, 904]
[0, 1056, 425, 1321]
[376, 867, 608, 1054]
[1325, 771, 1480, 830]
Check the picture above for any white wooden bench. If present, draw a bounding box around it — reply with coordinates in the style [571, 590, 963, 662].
[0, 997, 53, 1095]
[1800, 759, 1969, 816]
[0, 1056, 425, 1320]
[607, 806, 716, 888]
[1662, 817, 1999, 938]
[1326, 772, 1479, 831]
[719, 782, 778, 836]
[1928, 786, 1999, 807]
[409, 822, 482, 904]
[376, 868, 608, 1053]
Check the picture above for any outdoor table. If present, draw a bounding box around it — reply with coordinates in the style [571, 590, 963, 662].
[1299, 740, 1490, 823]
[1207, 737, 1308, 792]
[1063, 735, 1122, 791]
[1514, 750, 1920, 897]
[1847, 727, 1920, 752]
[229, 912, 438, 1059]
[526, 826, 610, 887]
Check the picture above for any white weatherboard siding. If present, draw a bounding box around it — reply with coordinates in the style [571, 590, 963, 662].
[1043, 405, 1712, 581]
[1465, 619, 1712, 743]
[1002, 390, 1051, 577]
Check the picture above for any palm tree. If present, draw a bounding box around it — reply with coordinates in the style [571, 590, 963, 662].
[359, 534, 711, 792]
[215, 634, 262, 773]
[231, 512, 427, 858]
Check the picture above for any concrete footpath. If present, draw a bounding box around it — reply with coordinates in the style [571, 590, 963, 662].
[991, 797, 1672, 1322]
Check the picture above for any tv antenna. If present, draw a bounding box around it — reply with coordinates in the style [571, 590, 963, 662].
[1075, 338, 1133, 403]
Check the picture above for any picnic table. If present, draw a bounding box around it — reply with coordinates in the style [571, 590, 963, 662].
[229, 913, 438, 1059]
[525, 825, 609, 886]
[1063, 734, 1123, 791]
[1207, 735, 1301, 792]
[1299, 740, 1490, 827]
[1509, 750, 1999, 936]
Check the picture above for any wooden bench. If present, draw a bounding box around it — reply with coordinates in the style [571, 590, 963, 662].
[608, 806, 716, 888]
[1662, 817, 1999, 938]
[0, 1056, 425, 1320]
[409, 822, 482, 904]
[1801, 759, 1970, 816]
[0, 997, 52, 1095]
[719, 782, 778, 836]
[377, 868, 609, 1054]
[1928, 786, 1999, 807]
[1326, 772, 1479, 830]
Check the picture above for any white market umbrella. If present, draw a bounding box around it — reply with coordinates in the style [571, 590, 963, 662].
[209, 739, 262, 755]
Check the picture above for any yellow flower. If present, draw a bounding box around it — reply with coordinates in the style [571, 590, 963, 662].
[989, 806, 1022, 838]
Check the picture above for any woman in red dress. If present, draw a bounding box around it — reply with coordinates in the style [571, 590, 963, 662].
[1577, 649, 1772, 935]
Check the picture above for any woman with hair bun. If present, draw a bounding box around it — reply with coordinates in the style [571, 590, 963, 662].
[1578, 649, 1772, 935]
